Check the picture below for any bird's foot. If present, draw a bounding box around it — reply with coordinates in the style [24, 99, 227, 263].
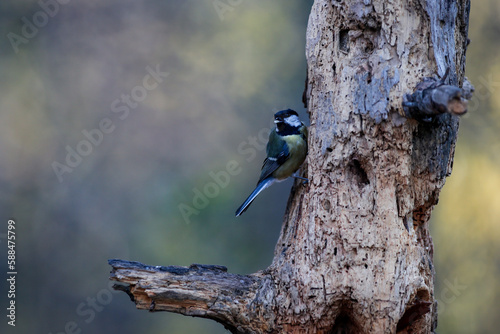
[293, 174, 309, 184]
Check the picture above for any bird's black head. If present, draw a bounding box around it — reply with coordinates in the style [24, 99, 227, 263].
[274, 109, 301, 134]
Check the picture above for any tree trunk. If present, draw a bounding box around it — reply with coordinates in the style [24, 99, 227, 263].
[109, 0, 471, 333]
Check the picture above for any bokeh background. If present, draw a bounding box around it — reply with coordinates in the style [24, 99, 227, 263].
[0, 1, 498, 333]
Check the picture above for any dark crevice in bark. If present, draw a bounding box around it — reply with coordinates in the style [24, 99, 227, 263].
[347, 158, 370, 187]
[397, 288, 433, 333]
[329, 311, 364, 334]
[339, 29, 350, 53]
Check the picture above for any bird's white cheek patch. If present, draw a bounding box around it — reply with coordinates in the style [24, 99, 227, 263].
[285, 115, 301, 127]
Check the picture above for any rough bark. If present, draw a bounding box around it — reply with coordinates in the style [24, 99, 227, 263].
[109, 0, 471, 333]
[108, 260, 272, 333]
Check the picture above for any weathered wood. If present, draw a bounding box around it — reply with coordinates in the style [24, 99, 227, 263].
[109, 0, 471, 333]
[403, 69, 473, 121]
[108, 259, 275, 334]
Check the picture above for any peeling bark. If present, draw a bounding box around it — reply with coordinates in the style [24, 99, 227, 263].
[109, 0, 471, 333]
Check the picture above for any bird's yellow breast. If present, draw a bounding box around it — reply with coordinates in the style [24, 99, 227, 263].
[273, 134, 307, 180]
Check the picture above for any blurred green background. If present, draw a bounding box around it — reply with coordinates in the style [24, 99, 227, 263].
[0, 1, 498, 333]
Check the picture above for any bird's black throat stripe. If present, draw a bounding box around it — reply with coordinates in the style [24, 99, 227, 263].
[276, 123, 302, 136]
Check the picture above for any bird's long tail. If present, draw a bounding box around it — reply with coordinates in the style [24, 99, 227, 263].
[235, 178, 275, 217]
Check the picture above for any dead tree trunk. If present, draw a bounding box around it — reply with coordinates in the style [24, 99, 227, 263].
[109, 1, 472, 333]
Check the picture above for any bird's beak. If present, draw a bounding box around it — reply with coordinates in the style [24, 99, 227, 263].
[274, 117, 282, 124]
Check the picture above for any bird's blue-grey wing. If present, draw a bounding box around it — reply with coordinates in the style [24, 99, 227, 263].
[258, 131, 289, 183]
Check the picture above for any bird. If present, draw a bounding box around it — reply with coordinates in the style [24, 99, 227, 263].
[235, 109, 308, 217]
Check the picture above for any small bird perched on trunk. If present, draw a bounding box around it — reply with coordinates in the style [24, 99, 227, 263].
[235, 109, 308, 217]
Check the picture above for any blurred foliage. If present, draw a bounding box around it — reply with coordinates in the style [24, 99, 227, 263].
[431, 1, 500, 333]
[433, 149, 500, 333]
[0, 0, 498, 333]
[0, 1, 311, 334]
